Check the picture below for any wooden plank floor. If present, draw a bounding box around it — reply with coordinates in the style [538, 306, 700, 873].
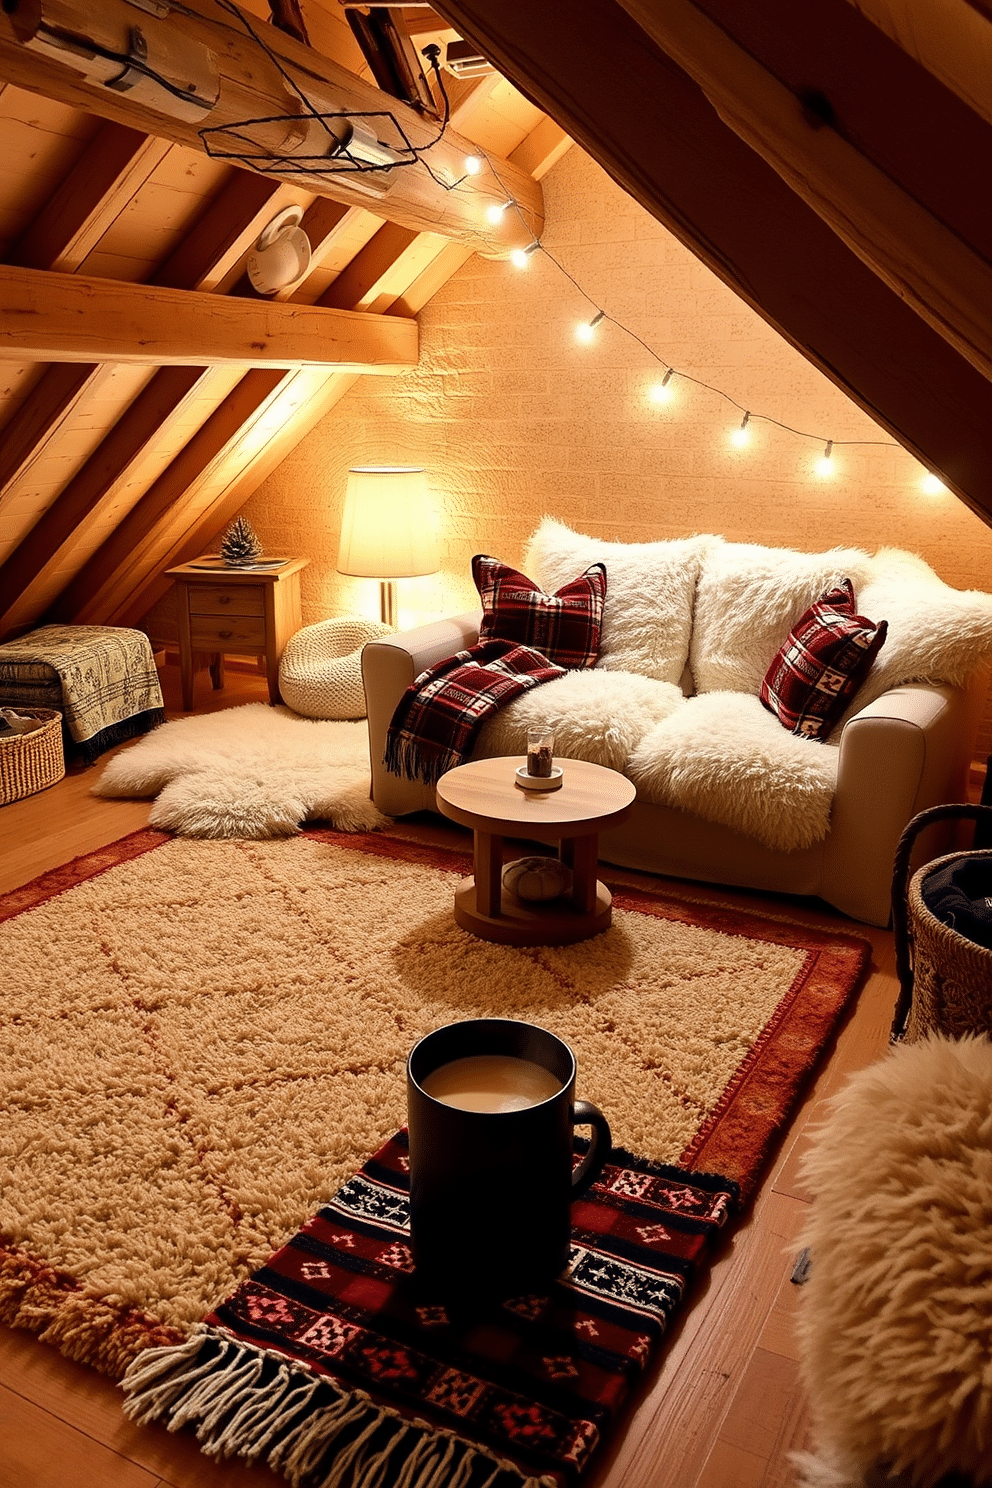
[0, 661, 899, 1488]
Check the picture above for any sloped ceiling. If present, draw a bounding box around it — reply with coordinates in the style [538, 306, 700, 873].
[433, 0, 992, 528]
[0, 0, 568, 639]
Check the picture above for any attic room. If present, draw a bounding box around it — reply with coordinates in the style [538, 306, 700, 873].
[2, 3, 992, 1487]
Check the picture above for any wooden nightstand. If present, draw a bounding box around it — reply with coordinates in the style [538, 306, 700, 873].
[166, 557, 309, 711]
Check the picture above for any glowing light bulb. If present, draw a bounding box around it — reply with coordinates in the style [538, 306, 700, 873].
[921, 472, 947, 495]
[510, 241, 540, 268]
[575, 310, 605, 344]
[650, 368, 675, 404]
[485, 199, 513, 225]
[464, 155, 483, 176]
[730, 412, 751, 448]
[815, 440, 834, 478]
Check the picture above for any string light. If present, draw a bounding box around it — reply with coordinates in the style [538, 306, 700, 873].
[730, 412, 751, 448]
[649, 368, 676, 404]
[815, 440, 835, 477]
[485, 198, 514, 225]
[470, 151, 907, 482]
[921, 472, 947, 495]
[510, 241, 541, 268]
[575, 310, 605, 344]
[463, 155, 483, 176]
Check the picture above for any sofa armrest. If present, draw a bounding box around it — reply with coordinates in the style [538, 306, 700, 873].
[362, 611, 482, 816]
[820, 681, 975, 925]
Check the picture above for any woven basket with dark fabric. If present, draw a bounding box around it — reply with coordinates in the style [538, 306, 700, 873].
[891, 803, 992, 1042]
[0, 708, 65, 805]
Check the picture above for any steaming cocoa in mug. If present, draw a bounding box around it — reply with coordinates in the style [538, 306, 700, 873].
[421, 1053, 562, 1113]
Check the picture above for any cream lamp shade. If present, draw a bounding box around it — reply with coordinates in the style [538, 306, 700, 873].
[336, 467, 439, 626]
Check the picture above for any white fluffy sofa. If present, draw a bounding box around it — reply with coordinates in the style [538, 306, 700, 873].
[362, 522, 992, 926]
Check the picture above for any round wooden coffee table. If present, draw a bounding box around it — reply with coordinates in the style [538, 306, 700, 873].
[435, 756, 636, 946]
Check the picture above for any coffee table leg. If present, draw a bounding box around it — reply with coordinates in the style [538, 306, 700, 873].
[474, 830, 504, 917]
[562, 834, 599, 915]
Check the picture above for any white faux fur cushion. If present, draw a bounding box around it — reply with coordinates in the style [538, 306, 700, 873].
[627, 691, 838, 851]
[473, 669, 685, 774]
[691, 541, 874, 695]
[837, 547, 992, 724]
[94, 704, 388, 838]
[795, 1035, 992, 1488]
[523, 517, 716, 685]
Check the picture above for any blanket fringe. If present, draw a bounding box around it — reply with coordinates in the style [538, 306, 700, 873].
[382, 735, 460, 788]
[121, 1326, 556, 1488]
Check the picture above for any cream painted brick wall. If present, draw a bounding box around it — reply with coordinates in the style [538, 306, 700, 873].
[234, 146, 992, 756]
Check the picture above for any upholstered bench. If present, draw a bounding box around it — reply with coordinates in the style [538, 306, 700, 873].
[0, 624, 165, 764]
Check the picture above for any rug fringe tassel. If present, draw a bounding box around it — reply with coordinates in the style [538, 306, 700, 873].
[121, 1327, 556, 1488]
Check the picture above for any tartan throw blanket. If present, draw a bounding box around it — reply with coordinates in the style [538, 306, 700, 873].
[0, 625, 164, 759]
[121, 1130, 737, 1488]
[384, 641, 566, 786]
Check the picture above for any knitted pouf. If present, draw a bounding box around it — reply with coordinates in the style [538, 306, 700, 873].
[795, 1035, 992, 1488]
[279, 617, 392, 720]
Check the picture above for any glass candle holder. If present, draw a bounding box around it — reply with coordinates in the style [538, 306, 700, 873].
[526, 728, 555, 777]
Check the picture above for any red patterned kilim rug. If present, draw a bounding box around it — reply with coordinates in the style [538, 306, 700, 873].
[123, 1132, 737, 1488]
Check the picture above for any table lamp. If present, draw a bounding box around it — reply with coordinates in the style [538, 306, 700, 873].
[336, 467, 439, 627]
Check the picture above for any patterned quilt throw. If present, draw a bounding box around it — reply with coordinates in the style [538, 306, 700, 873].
[0, 624, 164, 761]
[121, 1131, 737, 1488]
[384, 640, 565, 786]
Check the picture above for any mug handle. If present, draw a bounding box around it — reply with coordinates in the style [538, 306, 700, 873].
[571, 1100, 612, 1196]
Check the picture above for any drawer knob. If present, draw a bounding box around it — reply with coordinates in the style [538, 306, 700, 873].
[218, 594, 231, 605]
[219, 630, 233, 639]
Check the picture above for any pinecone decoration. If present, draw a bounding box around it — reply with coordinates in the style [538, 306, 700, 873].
[220, 516, 263, 567]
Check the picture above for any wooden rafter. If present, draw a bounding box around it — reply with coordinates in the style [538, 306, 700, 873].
[0, 264, 418, 369]
[0, 367, 208, 635]
[34, 97, 570, 633]
[618, 0, 992, 380]
[10, 121, 171, 273]
[0, 0, 544, 255]
[433, 0, 992, 523]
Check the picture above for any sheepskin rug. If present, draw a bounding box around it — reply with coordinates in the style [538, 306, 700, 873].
[795, 1035, 992, 1488]
[627, 691, 838, 851]
[524, 517, 714, 685]
[93, 704, 389, 838]
[474, 667, 685, 773]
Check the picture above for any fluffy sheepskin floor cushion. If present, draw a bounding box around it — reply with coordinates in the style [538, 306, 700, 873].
[93, 704, 390, 838]
[473, 668, 685, 773]
[794, 1036, 992, 1488]
[627, 691, 838, 852]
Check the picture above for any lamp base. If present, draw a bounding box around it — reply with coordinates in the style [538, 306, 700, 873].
[379, 580, 398, 628]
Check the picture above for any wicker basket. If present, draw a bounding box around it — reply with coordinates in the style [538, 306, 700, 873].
[891, 803, 992, 1041]
[0, 708, 65, 806]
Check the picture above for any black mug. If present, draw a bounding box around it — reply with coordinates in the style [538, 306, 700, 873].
[407, 1018, 611, 1300]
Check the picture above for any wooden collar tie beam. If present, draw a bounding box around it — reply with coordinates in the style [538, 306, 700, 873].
[0, 0, 543, 255]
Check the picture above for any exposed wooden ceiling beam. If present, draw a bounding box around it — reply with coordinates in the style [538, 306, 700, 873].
[618, 0, 992, 380]
[0, 0, 543, 255]
[433, 0, 992, 524]
[0, 165, 286, 516]
[0, 366, 208, 635]
[0, 264, 418, 369]
[10, 121, 171, 273]
[846, 0, 992, 129]
[54, 370, 290, 627]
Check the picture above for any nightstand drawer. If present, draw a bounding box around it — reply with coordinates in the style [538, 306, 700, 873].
[190, 616, 266, 650]
[189, 584, 265, 617]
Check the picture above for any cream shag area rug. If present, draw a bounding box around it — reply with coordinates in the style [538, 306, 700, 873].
[93, 703, 389, 838]
[0, 830, 867, 1379]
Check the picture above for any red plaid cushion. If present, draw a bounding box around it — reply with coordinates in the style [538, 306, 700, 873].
[472, 554, 606, 669]
[760, 580, 887, 740]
